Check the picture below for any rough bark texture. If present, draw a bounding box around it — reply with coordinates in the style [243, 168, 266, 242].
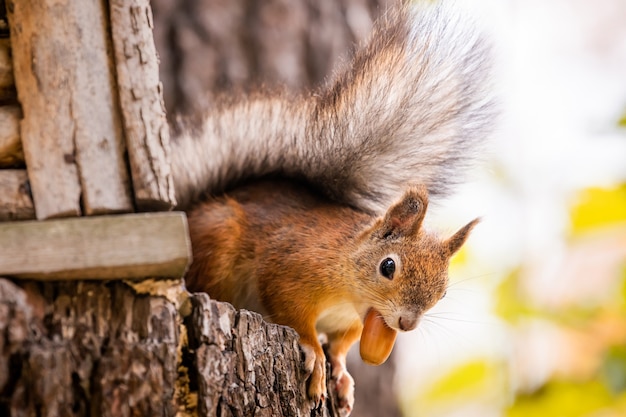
[0, 278, 339, 417]
[7, 0, 133, 219]
[151, 0, 398, 117]
[109, 0, 176, 211]
[187, 293, 343, 417]
[0, 278, 182, 417]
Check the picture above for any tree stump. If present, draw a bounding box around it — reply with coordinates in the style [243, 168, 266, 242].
[0, 278, 341, 416]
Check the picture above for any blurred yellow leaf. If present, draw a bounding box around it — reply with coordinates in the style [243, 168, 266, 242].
[404, 359, 505, 415]
[570, 185, 626, 235]
[507, 379, 615, 417]
[495, 269, 536, 323]
[420, 360, 502, 404]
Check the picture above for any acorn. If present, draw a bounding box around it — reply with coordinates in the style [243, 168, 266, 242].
[359, 308, 398, 365]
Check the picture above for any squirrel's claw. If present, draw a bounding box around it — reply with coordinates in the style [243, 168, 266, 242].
[300, 342, 328, 407]
[307, 357, 327, 407]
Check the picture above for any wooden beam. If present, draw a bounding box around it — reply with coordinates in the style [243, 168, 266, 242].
[0, 169, 35, 221]
[0, 105, 23, 167]
[109, 0, 177, 211]
[0, 212, 191, 280]
[7, 0, 133, 219]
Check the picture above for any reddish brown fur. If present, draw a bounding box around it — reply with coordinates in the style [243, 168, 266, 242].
[185, 179, 477, 408]
[174, 3, 493, 414]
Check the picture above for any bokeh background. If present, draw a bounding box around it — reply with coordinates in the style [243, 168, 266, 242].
[152, 0, 626, 415]
[397, 1, 626, 416]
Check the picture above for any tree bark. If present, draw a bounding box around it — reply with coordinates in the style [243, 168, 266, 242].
[1, 278, 182, 417]
[151, 0, 398, 117]
[187, 293, 343, 417]
[0, 278, 340, 417]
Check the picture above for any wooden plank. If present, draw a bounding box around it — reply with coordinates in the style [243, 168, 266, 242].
[0, 105, 23, 167]
[109, 0, 177, 211]
[0, 169, 35, 221]
[7, 0, 133, 219]
[0, 212, 191, 280]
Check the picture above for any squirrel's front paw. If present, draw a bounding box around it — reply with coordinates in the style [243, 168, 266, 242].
[300, 343, 327, 406]
[331, 360, 355, 415]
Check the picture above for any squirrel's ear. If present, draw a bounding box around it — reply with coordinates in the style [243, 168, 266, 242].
[445, 218, 480, 256]
[377, 186, 428, 239]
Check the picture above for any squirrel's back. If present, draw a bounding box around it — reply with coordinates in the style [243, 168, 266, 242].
[185, 179, 373, 313]
[170, 1, 494, 214]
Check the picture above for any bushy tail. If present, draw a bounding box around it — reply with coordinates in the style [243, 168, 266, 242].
[171, 1, 494, 214]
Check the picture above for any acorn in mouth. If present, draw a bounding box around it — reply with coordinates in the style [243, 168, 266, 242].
[360, 308, 398, 365]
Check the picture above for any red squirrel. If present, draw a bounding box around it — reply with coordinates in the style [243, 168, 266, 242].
[171, 2, 493, 414]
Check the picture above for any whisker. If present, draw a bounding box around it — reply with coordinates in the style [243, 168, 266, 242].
[447, 272, 496, 288]
[421, 316, 479, 350]
[424, 314, 492, 325]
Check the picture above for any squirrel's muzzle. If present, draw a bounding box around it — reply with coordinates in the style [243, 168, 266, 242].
[398, 314, 419, 331]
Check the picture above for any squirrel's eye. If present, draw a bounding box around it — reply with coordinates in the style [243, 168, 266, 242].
[379, 258, 396, 280]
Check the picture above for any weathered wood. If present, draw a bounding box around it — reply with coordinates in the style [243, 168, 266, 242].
[7, 0, 133, 219]
[0, 105, 23, 167]
[0, 169, 34, 221]
[0, 278, 32, 400]
[187, 293, 341, 416]
[1, 279, 184, 417]
[0, 38, 17, 102]
[0, 212, 191, 280]
[109, 0, 176, 211]
[0, 278, 341, 416]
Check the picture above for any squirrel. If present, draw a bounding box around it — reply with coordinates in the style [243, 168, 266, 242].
[170, 1, 493, 414]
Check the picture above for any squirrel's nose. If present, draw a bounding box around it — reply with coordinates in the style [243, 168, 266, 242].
[398, 315, 418, 331]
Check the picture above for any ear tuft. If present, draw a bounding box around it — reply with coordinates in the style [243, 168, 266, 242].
[377, 185, 429, 239]
[445, 218, 480, 256]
